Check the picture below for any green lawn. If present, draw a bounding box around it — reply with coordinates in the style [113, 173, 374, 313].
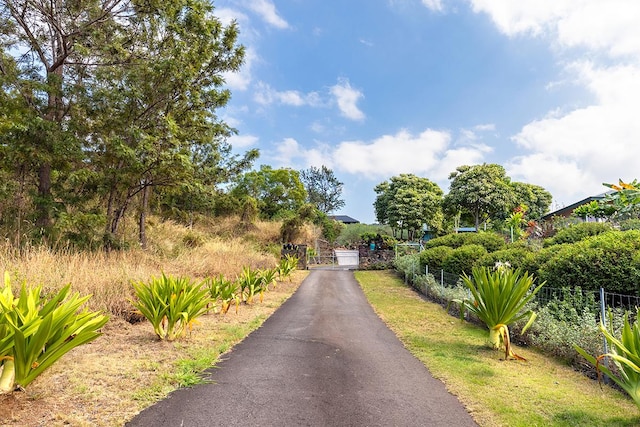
[355, 270, 640, 427]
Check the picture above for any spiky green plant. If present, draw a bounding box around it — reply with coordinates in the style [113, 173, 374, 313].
[259, 268, 278, 292]
[237, 267, 262, 304]
[0, 272, 109, 393]
[454, 266, 544, 360]
[575, 309, 640, 409]
[131, 274, 209, 340]
[277, 255, 298, 282]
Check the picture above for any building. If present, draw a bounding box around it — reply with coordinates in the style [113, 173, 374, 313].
[541, 191, 614, 222]
[329, 215, 360, 224]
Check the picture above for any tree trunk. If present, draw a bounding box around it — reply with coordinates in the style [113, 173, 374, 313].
[138, 183, 150, 249]
[35, 162, 52, 230]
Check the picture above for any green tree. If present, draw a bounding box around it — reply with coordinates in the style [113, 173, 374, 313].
[82, 0, 247, 247]
[511, 182, 552, 220]
[300, 165, 345, 214]
[444, 164, 516, 230]
[232, 166, 307, 219]
[374, 174, 443, 240]
[0, 0, 128, 232]
[1, 0, 250, 247]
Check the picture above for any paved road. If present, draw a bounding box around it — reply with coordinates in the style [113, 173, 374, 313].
[126, 269, 478, 426]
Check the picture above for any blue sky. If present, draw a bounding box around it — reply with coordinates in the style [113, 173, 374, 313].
[214, 0, 640, 224]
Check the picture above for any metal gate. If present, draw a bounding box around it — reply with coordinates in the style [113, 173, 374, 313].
[308, 249, 359, 270]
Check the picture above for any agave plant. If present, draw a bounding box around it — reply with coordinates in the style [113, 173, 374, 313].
[277, 255, 298, 282]
[218, 281, 240, 314]
[0, 272, 109, 393]
[454, 266, 544, 360]
[258, 268, 278, 297]
[237, 267, 263, 305]
[131, 274, 209, 340]
[575, 309, 640, 409]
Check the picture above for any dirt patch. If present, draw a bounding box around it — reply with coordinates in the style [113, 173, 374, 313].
[0, 272, 306, 427]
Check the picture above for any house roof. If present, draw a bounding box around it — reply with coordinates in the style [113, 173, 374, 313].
[330, 215, 360, 224]
[541, 191, 614, 220]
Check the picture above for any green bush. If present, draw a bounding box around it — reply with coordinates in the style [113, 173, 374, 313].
[479, 246, 536, 272]
[419, 246, 454, 272]
[132, 274, 210, 341]
[465, 232, 506, 252]
[544, 222, 612, 246]
[393, 254, 421, 281]
[537, 231, 640, 294]
[424, 233, 466, 249]
[424, 232, 505, 253]
[619, 218, 640, 231]
[442, 244, 487, 275]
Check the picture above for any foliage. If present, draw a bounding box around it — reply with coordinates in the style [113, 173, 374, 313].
[479, 246, 536, 271]
[336, 223, 393, 248]
[572, 179, 640, 221]
[205, 275, 240, 315]
[419, 246, 454, 272]
[0, 272, 108, 393]
[510, 182, 553, 220]
[236, 267, 263, 304]
[537, 230, 640, 294]
[454, 266, 544, 360]
[0, 0, 253, 245]
[443, 164, 516, 229]
[575, 309, 640, 409]
[544, 222, 612, 246]
[374, 174, 444, 239]
[232, 166, 307, 220]
[521, 288, 602, 364]
[424, 231, 505, 252]
[316, 213, 344, 243]
[393, 254, 421, 282]
[299, 165, 345, 214]
[441, 244, 488, 275]
[620, 218, 640, 231]
[277, 255, 298, 281]
[131, 274, 209, 340]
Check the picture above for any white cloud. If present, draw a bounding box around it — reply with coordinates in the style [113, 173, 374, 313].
[265, 128, 493, 193]
[244, 0, 289, 29]
[470, 0, 640, 58]
[229, 134, 259, 148]
[332, 129, 450, 178]
[330, 78, 365, 121]
[470, 1, 640, 208]
[253, 82, 322, 107]
[421, 0, 443, 12]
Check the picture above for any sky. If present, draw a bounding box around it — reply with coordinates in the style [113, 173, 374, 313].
[214, 0, 640, 224]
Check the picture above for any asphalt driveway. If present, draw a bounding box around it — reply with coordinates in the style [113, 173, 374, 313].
[126, 269, 477, 426]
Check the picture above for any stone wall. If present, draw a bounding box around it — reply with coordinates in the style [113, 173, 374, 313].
[281, 244, 307, 269]
[357, 245, 395, 270]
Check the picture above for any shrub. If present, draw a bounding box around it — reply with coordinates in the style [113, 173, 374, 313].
[537, 231, 640, 294]
[0, 273, 109, 393]
[479, 246, 536, 272]
[419, 246, 454, 272]
[442, 244, 487, 275]
[424, 232, 505, 252]
[393, 254, 421, 281]
[132, 274, 210, 341]
[465, 232, 506, 252]
[544, 222, 612, 246]
[424, 233, 466, 249]
[619, 218, 640, 231]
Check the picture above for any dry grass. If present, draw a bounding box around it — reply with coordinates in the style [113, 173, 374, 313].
[0, 216, 318, 318]
[0, 216, 310, 426]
